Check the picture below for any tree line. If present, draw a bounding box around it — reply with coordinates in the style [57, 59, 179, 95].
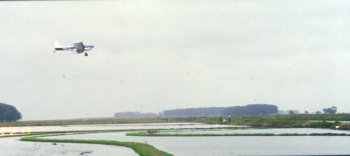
[162, 104, 278, 117]
[222, 104, 278, 117]
[163, 107, 226, 117]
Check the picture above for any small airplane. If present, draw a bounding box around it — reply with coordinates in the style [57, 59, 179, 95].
[54, 41, 94, 56]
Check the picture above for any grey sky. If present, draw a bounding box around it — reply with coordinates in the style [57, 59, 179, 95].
[0, 0, 349, 120]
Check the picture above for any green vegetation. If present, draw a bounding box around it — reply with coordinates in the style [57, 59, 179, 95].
[162, 104, 278, 117]
[0, 102, 22, 122]
[322, 106, 338, 114]
[226, 114, 350, 130]
[127, 131, 350, 137]
[193, 114, 350, 130]
[223, 104, 278, 117]
[21, 133, 173, 156]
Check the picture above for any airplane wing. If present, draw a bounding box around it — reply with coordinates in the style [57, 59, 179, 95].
[54, 41, 75, 51]
[54, 46, 75, 51]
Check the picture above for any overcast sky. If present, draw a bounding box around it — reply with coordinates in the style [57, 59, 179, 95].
[0, 0, 349, 120]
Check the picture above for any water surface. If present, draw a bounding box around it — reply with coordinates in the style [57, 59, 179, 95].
[0, 122, 237, 133]
[158, 128, 350, 135]
[50, 128, 350, 156]
[0, 137, 137, 156]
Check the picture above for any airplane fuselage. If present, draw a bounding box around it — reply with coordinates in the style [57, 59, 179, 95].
[54, 42, 94, 56]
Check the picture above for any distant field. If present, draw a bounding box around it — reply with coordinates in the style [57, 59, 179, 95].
[0, 117, 204, 127]
[225, 114, 350, 130]
[1, 114, 350, 130]
[198, 114, 350, 130]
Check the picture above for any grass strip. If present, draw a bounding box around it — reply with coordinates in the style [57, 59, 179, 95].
[126, 132, 350, 137]
[21, 133, 173, 156]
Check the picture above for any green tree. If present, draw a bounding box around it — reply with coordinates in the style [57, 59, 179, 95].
[322, 106, 337, 114]
[0, 102, 22, 122]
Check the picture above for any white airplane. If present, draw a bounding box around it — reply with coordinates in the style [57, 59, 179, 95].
[54, 41, 94, 56]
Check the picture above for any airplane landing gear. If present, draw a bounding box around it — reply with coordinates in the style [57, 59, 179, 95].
[84, 52, 88, 56]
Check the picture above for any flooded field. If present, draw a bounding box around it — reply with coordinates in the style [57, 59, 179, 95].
[1, 122, 350, 156]
[0, 123, 238, 156]
[49, 128, 350, 156]
[157, 128, 350, 135]
[0, 137, 137, 156]
[0, 122, 237, 134]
